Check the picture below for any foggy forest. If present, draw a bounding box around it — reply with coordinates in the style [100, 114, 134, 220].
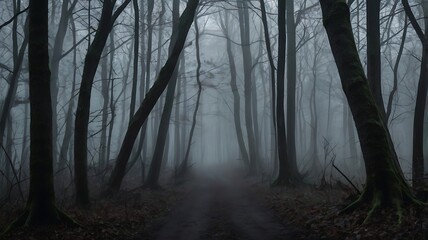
[0, 0, 428, 239]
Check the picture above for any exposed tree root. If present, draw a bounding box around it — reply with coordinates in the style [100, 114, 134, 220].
[2, 206, 79, 235]
[340, 186, 426, 225]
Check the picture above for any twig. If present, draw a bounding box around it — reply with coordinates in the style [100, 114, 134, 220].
[332, 163, 361, 195]
[0, 7, 29, 31]
[0, 143, 24, 202]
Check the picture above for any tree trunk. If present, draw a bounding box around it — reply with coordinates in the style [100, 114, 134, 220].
[129, 0, 140, 119]
[366, 0, 385, 116]
[6, 0, 75, 229]
[286, 0, 299, 175]
[402, 0, 428, 190]
[259, 0, 278, 168]
[73, 0, 131, 208]
[320, 0, 419, 222]
[273, 0, 300, 186]
[104, 0, 199, 195]
[58, 18, 78, 171]
[145, 0, 181, 189]
[220, 11, 250, 168]
[238, 0, 258, 174]
[178, 15, 202, 177]
[50, 0, 78, 168]
[98, 49, 109, 172]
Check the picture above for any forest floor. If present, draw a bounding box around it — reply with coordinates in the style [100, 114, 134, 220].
[0, 181, 184, 240]
[0, 167, 427, 239]
[267, 183, 428, 239]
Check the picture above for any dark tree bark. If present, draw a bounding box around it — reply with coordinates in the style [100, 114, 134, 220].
[273, 0, 300, 186]
[129, 0, 140, 119]
[6, 0, 75, 229]
[73, 0, 131, 208]
[104, 0, 200, 195]
[366, 0, 385, 116]
[145, 0, 181, 189]
[320, 0, 419, 222]
[286, 0, 299, 174]
[402, 0, 428, 190]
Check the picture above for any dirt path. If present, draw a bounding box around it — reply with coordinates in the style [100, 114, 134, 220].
[140, 172, 298, 240]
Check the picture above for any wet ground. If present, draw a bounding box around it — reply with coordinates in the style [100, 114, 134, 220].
[138, 171, 298, 240]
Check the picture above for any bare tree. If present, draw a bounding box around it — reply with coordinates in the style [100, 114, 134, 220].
[105, 0, 200, 194]
[73, 0, 131, 208]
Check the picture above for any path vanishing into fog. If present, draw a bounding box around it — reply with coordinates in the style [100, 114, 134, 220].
[138, 168, 299, 240]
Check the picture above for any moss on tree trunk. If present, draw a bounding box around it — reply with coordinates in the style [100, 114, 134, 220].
[320, 0, 422, 223]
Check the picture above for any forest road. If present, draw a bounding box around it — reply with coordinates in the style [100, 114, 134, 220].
[138, 171, 299, 240]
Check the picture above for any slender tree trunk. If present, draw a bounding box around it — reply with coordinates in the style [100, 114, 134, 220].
[50, 0, 78, 168]
[129, 0, 140, 119]
[402, 0, 428, 189]
[73, 0, 131, 208]
[179, 15, 202, 177]
[104, 0, 199, 194]
[106, 31, 116, 169]
[286, 0, 299, 174]
[98, 51, 109, 172]
[386, 18, 407, 121]
[0, 2, 28, 158]
[238, 0, 258, 174]
[58, 18, 78, 171]
[220, 11, 250, 168]
[259, 0, 278, 167]
[145, 0, 181, 189]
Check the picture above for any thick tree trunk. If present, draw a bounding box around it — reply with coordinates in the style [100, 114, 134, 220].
[104, 0, 199, 195]
[320, 0, 419, 221]
[6, 0, 75, 229]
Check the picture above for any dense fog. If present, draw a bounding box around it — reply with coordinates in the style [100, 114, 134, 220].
[0, 0, 426, 212]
